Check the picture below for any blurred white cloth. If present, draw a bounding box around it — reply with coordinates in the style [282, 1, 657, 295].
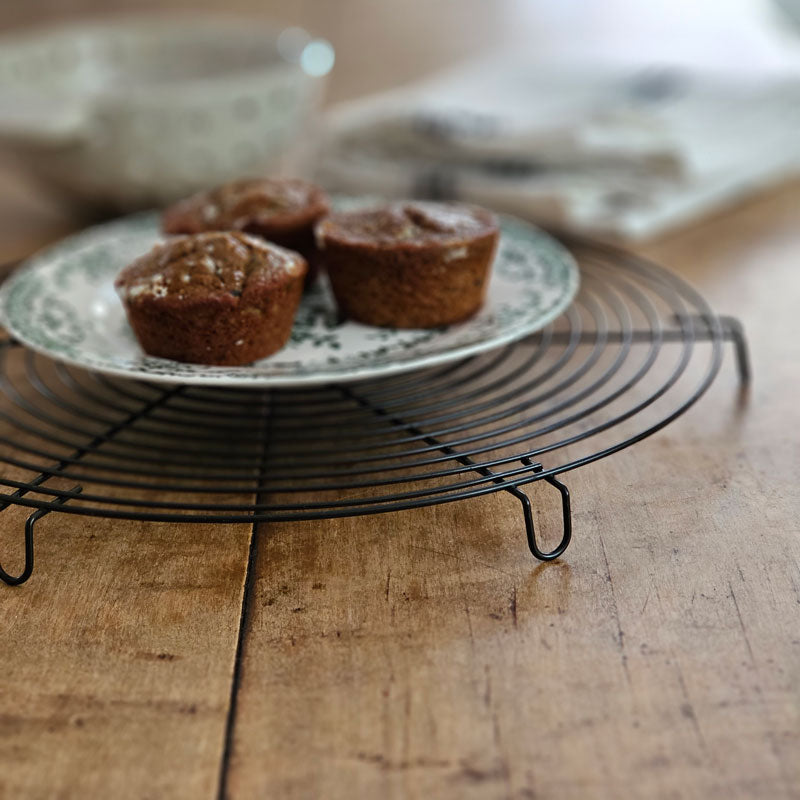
[319, 57, 800, 238]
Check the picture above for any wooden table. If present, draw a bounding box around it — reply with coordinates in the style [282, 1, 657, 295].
[0, 6, 799, 794]
[1, 174, 798, 799]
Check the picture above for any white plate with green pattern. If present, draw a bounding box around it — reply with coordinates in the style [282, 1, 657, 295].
[0, 209, 579, 387]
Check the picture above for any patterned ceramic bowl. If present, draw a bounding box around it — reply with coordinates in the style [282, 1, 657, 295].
[0, 16, 334, 210]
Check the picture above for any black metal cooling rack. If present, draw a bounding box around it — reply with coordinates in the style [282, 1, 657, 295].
[0, 235, 749, 585]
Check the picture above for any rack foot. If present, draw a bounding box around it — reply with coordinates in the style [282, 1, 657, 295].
[512, 460, 572, 560]
[720, 316, 751, 385]
[0, 487, 82, 586]
[671, 314, 751, 384]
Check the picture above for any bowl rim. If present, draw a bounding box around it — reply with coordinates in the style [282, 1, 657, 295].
[0, 13, 330, 96]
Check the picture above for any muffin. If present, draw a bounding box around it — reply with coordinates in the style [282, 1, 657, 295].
[162, 177, 328, 286]
[316, 201, 499, 328]
[115, 231, 307, 366]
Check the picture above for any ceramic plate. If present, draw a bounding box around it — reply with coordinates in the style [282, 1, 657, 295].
[0, 208, 579, 387]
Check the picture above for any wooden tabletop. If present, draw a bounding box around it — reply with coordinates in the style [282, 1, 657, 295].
[1, 178, 798, 799]
[1, 6, 799, 799]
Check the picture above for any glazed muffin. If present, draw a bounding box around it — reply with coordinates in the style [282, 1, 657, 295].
[115, 232, 307, 366]
[316, 201, 499, 328]
[162, 177, 328, 285]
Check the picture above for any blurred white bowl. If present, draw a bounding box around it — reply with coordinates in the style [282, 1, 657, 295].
[0, 16, 334, 210]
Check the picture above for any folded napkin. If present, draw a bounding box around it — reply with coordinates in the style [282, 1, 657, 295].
[319, 57, 800, 238]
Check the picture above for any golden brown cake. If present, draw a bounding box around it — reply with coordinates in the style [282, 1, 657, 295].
[162, 177, 328, 286]
[115, 232, 307, 366]
[315, 201, 499, 328]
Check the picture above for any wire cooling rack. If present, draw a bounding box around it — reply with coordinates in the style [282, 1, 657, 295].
[0, 235, 749, 585]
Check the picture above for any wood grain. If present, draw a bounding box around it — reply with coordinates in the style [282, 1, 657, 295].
[0, 353, 256, 799]
[224, 182, 800, 799]
[0, 517, 252, 799]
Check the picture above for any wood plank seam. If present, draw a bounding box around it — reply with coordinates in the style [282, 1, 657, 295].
[217, 391, 273, 800]
[215, 525, 259, 800]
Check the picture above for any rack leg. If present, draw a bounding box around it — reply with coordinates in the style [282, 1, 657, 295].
[512, 460, 572, 560]
[720, 316, 751, 385]
[671, 314, 751, 385]
[341, 385, 576, 562]
[0, 487, 82, 587]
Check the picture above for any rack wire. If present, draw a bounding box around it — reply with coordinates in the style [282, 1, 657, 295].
[0, 235, 749, 585]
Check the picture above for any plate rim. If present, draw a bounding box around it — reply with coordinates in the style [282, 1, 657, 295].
[0, 209, 580, 388]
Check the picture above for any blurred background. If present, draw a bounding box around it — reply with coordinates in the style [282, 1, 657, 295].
[1, 0, 798, 259]
[4, 0, 800, 102]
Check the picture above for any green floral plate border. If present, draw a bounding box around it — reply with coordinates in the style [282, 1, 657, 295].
[0, 207, 579, 387]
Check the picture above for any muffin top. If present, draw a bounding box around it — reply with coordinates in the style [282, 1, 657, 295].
[316, 202, 498, 250]
[162, 178, 329, 236]
[115, 231, 306, 304]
